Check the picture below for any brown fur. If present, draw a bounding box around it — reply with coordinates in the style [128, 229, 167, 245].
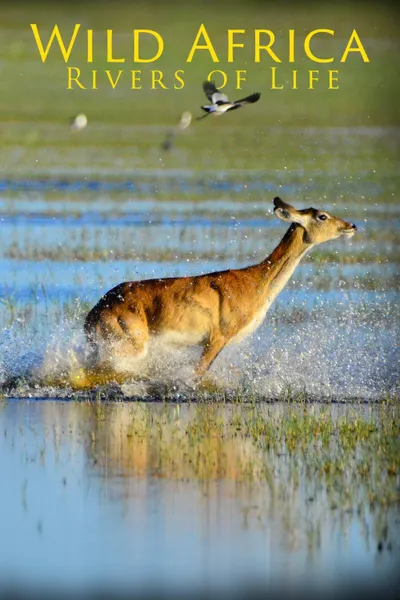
[83, 197, 356, 384]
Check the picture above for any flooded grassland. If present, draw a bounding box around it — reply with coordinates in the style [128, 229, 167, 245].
[0, 400, 399, 596]
[0, 153, 398, 401]
[0, 128, 399, 596]
[0, 1, 399, 596]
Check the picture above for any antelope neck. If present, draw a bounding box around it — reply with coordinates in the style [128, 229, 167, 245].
[248, 224, 312, 295]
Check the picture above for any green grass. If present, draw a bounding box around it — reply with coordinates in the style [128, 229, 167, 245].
[0, 1, 399, 177]
[4, 399, 399, 555]
[4, 241, 400, 265]
[0, 0, 398, 402]
[1, 1, 399, 125]
[73, 401, 400, 511]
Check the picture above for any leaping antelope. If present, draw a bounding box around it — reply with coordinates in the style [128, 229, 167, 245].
[83, 197, 356, 385]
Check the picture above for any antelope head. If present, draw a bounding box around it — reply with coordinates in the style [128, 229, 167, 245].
[273, 197, 357, 245]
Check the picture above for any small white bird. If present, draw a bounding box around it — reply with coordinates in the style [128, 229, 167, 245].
[70, 113, 88, 132]
[161, 111, 192, 151]
[197, 81, 261, 120]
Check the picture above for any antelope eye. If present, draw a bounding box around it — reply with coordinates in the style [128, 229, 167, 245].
[318, 214, 327, 221]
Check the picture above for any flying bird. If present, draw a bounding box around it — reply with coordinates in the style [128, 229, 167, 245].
[70, 114, 88, 132]
[161, 111, 192, 151]
[197, 81, 261, 119]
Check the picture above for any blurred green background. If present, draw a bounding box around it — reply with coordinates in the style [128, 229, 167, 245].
[0, 1, 398, 405]
[0, 0, 399, 177]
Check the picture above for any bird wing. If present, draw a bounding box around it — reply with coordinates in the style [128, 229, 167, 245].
[203, 80, 228, 103]
[212, 92, 229, 104]
[232, 92, 261, 106]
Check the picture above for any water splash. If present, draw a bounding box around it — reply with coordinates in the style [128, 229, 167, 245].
[1, 299, 398, 401]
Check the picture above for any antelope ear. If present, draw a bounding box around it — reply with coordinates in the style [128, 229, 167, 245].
[273, 197, 308, 226]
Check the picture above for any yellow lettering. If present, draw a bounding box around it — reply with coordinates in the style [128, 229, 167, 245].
[174, 70, 185, 89]
[186, 24, 219, 62]
[309, 69, 319, 89]
[255, 30, 281, 63]
[151, 70, 168, 89]
[271, 67, 283, 89]
[131, 70, 142, 89]
[207, 70, 227, 88]
[106, 30, 125, 63]
[31, 24, 80, 63]
[289, 29, 295, 62]
[105, 69, 124, 88]
[134, 30, 164, 63]
[304, 29, 334, 63]
[341, 30, 370, 62]
[67, 66, 85, 89]
[87, 29, 93, 62]
[328, 69, 339, 89]
[236, 69, 246, 89]
[228, 29, 245, 62]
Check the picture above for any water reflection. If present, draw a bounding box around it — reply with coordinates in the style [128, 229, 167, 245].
[0, 401, 398, 595]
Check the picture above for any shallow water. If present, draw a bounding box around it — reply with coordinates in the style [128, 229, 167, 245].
[0, 4, 399, 597]
[0, 401, 398, 596]
[0, 160, 398, 401]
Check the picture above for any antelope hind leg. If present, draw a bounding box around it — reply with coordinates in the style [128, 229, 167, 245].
[78, 313, 150, 389]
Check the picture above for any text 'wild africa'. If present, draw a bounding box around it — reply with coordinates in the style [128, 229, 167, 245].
[30, 24, 370, 91]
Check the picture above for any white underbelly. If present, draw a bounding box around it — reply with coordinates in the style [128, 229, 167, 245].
[230, 300, 272, 345]
[157, 330, 205, 347]
[214, 104, 232, 114]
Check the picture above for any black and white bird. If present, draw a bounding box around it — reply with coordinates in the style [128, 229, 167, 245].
[198, 81, 261, 119]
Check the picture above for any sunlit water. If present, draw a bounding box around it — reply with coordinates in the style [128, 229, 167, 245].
[0, 2, 399, 594]
[0, 401, 398, 596]
[0, 150, 399, 596]
[0, 174, 398, 400]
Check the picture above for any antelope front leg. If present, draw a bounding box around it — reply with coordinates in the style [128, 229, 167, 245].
[195, 336, 226, 379]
